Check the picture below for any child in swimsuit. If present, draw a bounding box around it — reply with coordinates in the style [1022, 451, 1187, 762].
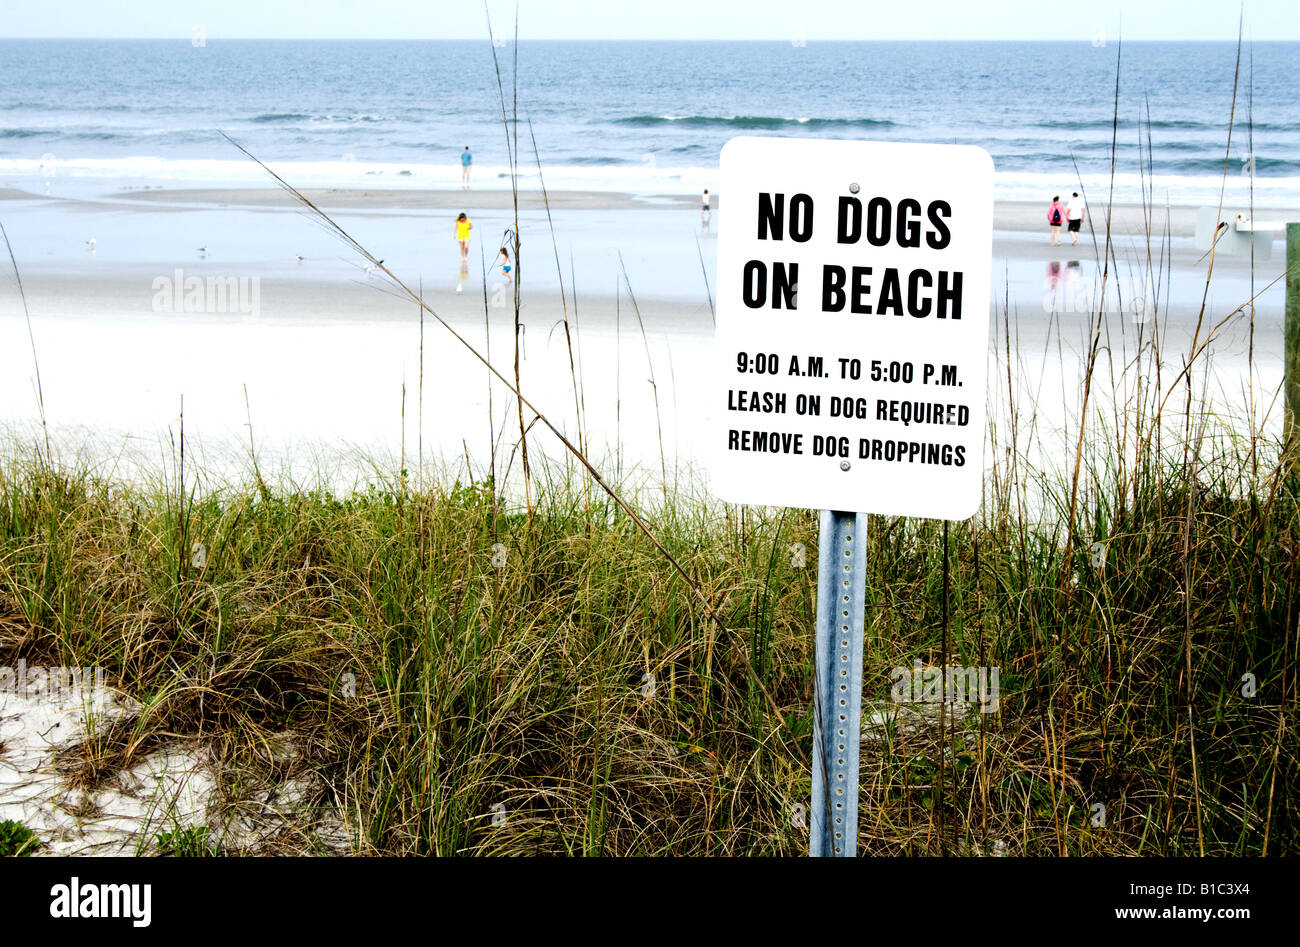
[455, 213, 472, 261]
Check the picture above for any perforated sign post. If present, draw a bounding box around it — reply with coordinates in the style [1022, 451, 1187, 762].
[710, 137, 993, 856]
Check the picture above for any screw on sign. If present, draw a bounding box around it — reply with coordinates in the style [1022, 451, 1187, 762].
[709, 138, 993, 856]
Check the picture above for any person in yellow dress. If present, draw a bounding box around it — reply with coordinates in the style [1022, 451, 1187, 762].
[454, 212, 472, 263]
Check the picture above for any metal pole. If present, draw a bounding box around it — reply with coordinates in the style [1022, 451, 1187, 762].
[1286, 223, 1300, 448]
[811, 509, 867, 857]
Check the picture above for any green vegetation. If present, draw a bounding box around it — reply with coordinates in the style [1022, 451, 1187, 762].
[0, 428, 1295, 854]
[0, 819, 41, 856]
[154, 825, 220, 857]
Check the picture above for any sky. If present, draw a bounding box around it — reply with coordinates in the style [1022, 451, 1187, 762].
[0, 0, 1296, 41]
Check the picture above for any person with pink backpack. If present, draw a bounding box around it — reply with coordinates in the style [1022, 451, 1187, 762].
[1047, 195, 1066, 246]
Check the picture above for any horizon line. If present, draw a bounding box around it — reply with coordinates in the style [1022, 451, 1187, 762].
[2, 36, 1296, 43]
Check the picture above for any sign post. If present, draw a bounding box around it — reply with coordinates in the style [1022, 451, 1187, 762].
[811, 509, 867, 856]
[709, 137, 994, 856]
[1286, 223, 1300, 446]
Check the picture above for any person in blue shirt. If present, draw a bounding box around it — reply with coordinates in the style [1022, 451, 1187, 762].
[461, 146, 472, 188]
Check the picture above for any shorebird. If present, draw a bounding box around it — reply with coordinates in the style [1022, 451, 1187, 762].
[197, 245, 208, 257]
[295, 254, 304, 263]
[85, 238, 96, 250]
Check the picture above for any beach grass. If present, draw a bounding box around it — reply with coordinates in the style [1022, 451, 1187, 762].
[0, 416, 1295, 854]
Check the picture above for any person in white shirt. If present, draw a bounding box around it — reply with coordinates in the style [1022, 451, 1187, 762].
[701, 188, 711, 223]
[1067, 192, 1086, 246]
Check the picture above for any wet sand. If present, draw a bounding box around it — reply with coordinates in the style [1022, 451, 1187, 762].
[102, 185, 1292, 240]
[0, 181, 1269, 245]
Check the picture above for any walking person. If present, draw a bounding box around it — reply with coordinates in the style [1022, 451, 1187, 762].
[455, 212, 472, 264]
[1067, 191, 1086, 246]
[701, 188, 711, 223]
[497, 247, 512, 283]
[461, 146, 472, 188]
[1047, 195, 1065, 246]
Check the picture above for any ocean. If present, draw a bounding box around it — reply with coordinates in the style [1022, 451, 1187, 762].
[1, 39, 1298, 206]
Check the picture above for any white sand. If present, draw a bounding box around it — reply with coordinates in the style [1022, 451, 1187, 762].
[0, 675, 351, 855]
[0, 186, 1288, 503]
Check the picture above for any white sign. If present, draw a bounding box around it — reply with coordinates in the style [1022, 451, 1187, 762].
[710, 137, 993, 520]
[1193, 206, 1274, 261]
